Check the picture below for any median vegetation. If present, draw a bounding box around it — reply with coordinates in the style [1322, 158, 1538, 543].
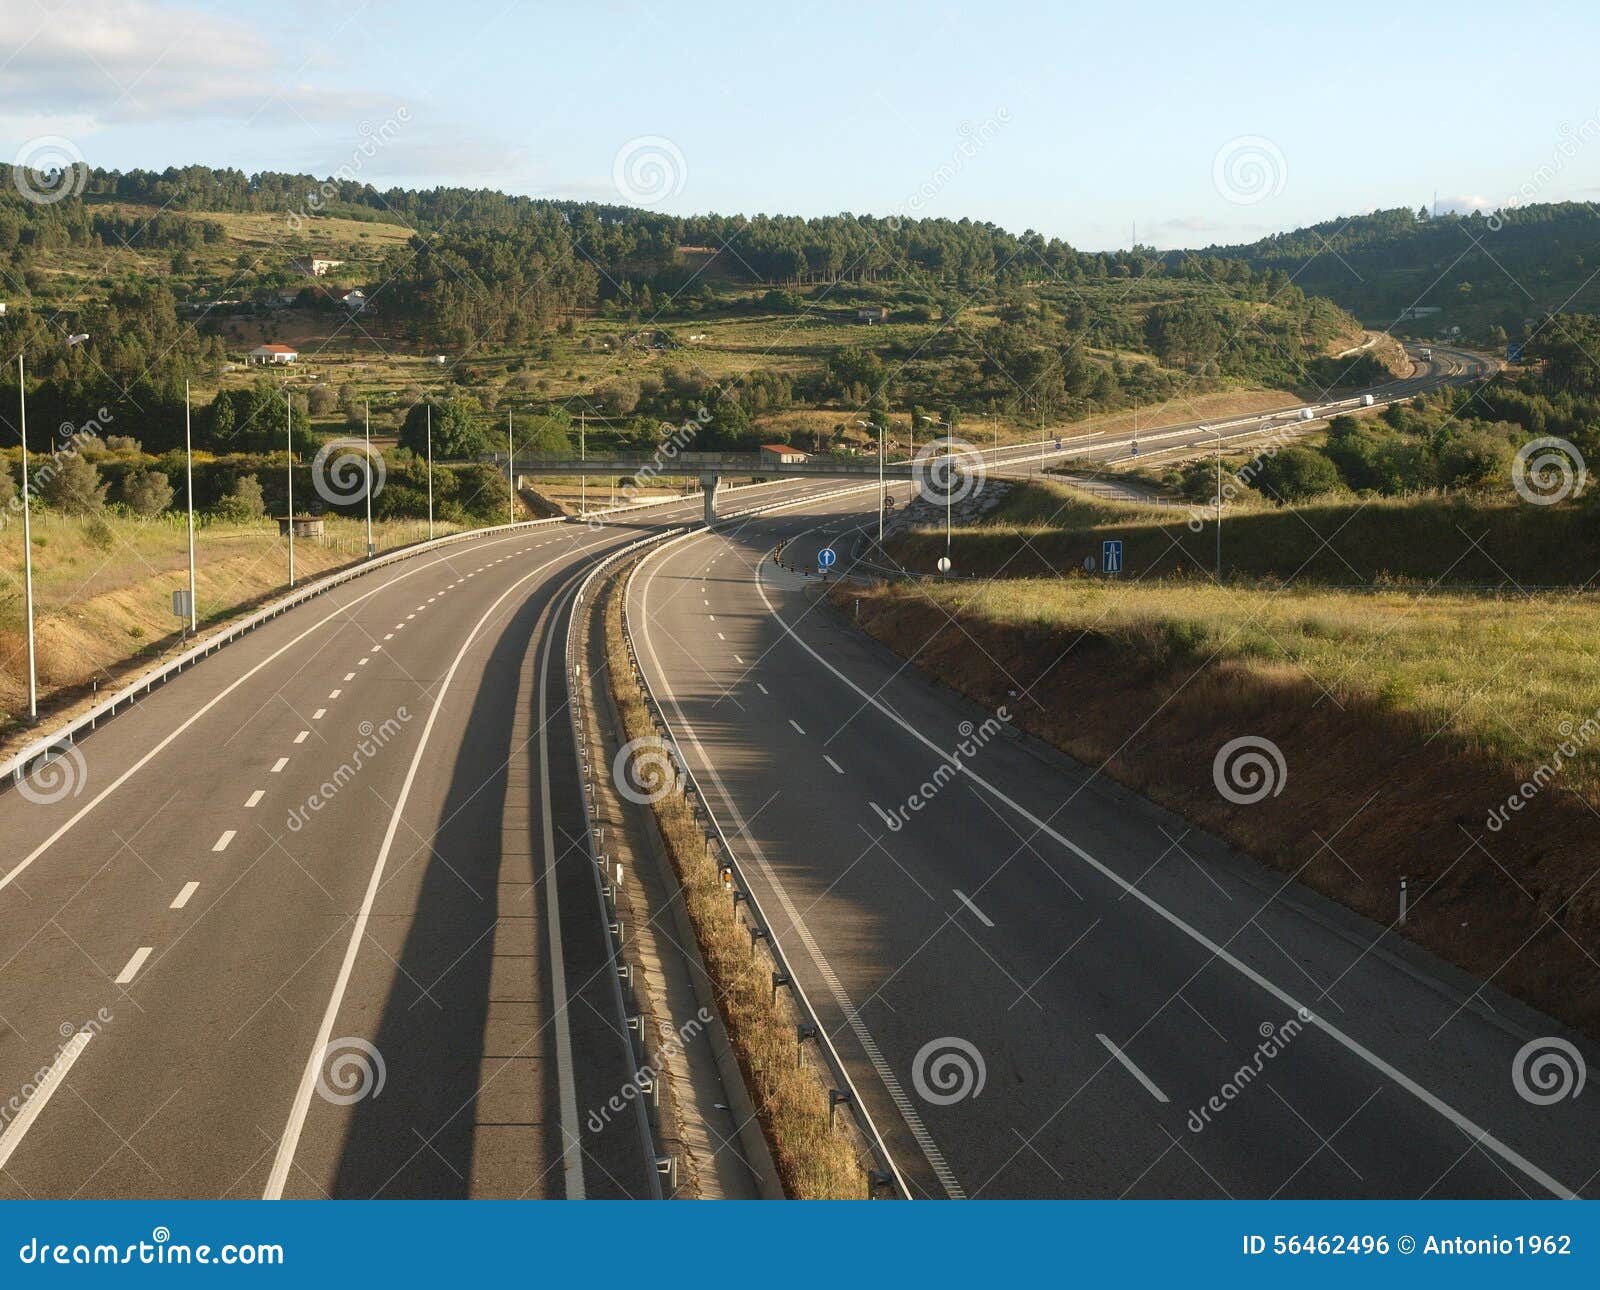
[602, 573, 870, 1198]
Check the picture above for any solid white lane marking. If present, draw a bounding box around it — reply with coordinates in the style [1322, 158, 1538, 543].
[293, 730, 309, 744]
[245, 790, 265, 808]
[264, 546, 593, 1201]
[0, 527, 547, 895]
[953, 888, 994, 927]
[748, 555, 1578, 1200]
[824, 754, 844, 775]
[1097, 1033, 1169, 1103]
[328, 689, 341, 699]
[311, 708, 326, 720]
[171, 881, 199, 909]
[270, 757, 289, 773]
[788, 719, 805, 735]
[0, 1030, 93, 1169]
[114, 946, 152, 984]
[212, 830, 236, 852]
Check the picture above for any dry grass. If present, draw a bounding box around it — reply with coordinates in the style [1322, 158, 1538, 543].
[603, 579, 869, 1198]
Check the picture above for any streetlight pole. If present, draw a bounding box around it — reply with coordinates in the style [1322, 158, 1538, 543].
[363, 401, 374, 557]
[1214, 427, 1223, 581]
[425, 403, 434, 541]
[921, 414, 954, 567]
[17, 354, 37, 722]
[579, 408, 586, 516]
[506, 408, 515, 525]
[183, 380, 197, 633]
[856, 419, 881, 543]
[285, 386, 295, 588]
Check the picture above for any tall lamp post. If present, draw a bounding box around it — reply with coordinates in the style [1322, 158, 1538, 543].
[579, 408, 586, 517]
[363, 401, 374, 557]
[16, 354, 37, 721]
[855, 419, 882, 544]
[920, 414, 956, 568]
[285, 385, 295, 588]
[425, 403, 434, 541]
[506, 409, 515, 525]
[183, 380, 197, 633]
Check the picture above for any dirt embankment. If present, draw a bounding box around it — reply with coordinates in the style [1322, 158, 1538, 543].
[837, 583, 1600, 1037]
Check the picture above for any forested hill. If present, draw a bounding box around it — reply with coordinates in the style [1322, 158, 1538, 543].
[1189, 202, 1600, 343]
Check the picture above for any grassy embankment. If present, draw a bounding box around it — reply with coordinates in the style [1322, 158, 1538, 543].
[603, 576, 869, 1198]
[851, 480, 1600, 1033]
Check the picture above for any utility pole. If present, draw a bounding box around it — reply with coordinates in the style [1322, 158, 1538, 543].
[183, 380, 197, 632]
[17, 354, 37, 721]
[506, 408, 515, 525]
[285, 386, 295, 587]
[363, 401, 374, 557]
[425, 403, 434, 541]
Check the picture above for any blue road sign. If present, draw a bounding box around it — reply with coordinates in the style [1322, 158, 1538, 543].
[1507, 341, 1525, 363]
[817, 546, 837, 569]
[1102, 539, 1123, 574]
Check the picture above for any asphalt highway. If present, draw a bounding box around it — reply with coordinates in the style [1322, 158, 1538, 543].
[627, 482, 1598, 1200]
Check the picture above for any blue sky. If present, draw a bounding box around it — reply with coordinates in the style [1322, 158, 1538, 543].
[3, 0, 1596, 249]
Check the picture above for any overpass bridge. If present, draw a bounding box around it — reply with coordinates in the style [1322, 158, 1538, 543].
[503, 452, 925, 523]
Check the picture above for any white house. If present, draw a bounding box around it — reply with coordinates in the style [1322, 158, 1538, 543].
[340, 289, 368, 313]
[760, 443, 809, 466]
[296, 256, 344, 277]
[248, 343, 299, 365]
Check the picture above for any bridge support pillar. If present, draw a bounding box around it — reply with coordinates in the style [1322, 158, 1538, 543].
[701, 472, 719, 525]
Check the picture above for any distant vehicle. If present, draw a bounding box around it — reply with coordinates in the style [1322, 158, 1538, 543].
[1420, 347, 1433, 359]
[1297, 408, 1314, 422]
[1361, 394, 1376, 407]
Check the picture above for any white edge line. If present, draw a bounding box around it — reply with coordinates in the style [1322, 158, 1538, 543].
[0, 1031, 93, 1169]
[953, 888, 995, 928]
[1097, 1032, 1169, 1103]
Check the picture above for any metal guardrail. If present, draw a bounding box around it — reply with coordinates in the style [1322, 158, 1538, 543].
[620, 530, 911, 1200]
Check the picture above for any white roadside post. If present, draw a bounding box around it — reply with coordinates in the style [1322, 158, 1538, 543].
[364, 401, 374, 557]
[183, 380, 197, 632]
[16, 354, 37, 721]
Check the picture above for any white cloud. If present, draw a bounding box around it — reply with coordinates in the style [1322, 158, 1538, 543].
[1432, 194, 1497, 216]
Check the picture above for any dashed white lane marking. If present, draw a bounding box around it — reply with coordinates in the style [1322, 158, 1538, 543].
[312, 708, 326, 720]
[953, 888, 994, 927]
[343, 672, 355, 682]
[357, 658, 369, 667]
[212, 830, 236, 852]
[733, 655, 744, 664]
[370, 645, 382, 653]
[293, 731, 309, 744]
[407, 614, 416, 619]
[1097, 1033, 1169, 1103]
[788, 719, 806, 735]
[245, 790, 265, 808]
[383, 633, 394, 641]
[329, 689, 342, 699]
[270, 757, 289, 773]
[824, 754, 845, 775]
[707, 614, 715, 621]
[0, 1030, 93, 1168]
[114, 946, 152, 984]
[756, 682, 769, 695]
[716, 632, 725, 640]
[171, 881, 199, 910]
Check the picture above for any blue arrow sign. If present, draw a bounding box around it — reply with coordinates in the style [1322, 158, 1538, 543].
[1102, 539, 1123, 574]
[817, 546, 837, 568]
